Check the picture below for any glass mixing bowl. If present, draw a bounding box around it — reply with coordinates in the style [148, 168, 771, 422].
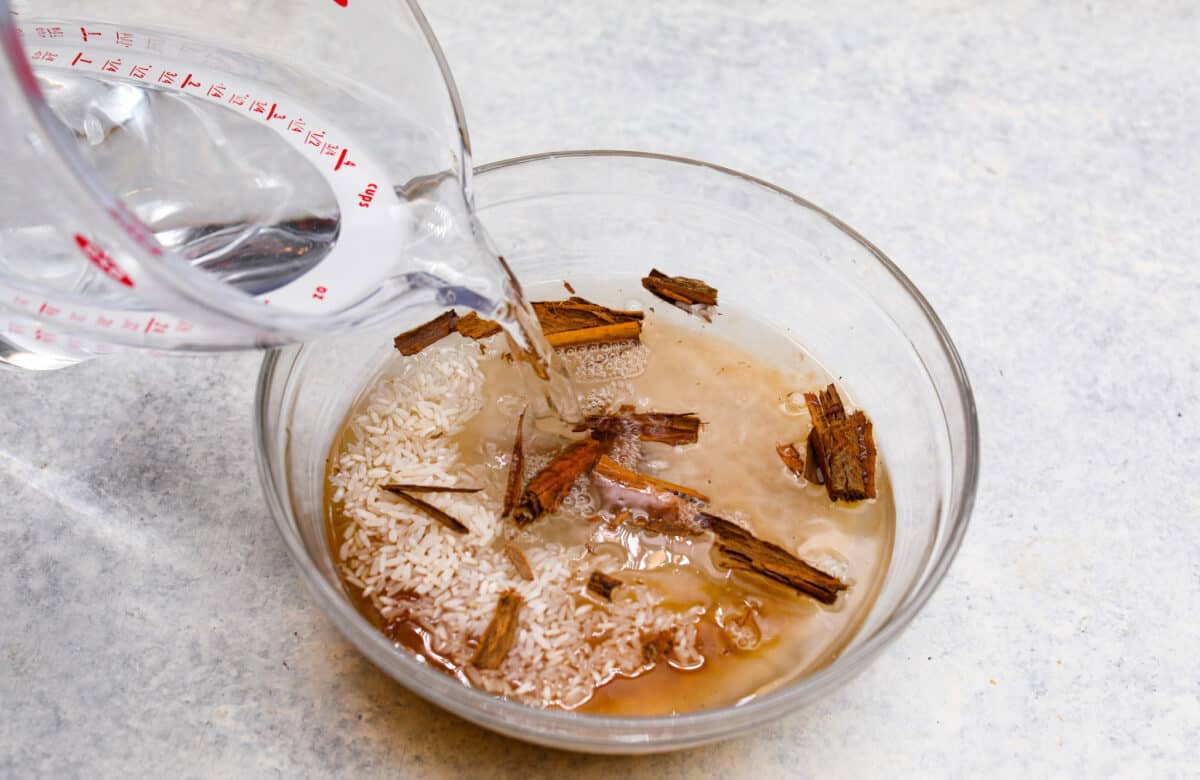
[255, 150, 978, 753]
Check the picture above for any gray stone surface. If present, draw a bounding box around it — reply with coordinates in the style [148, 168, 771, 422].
[2, 1, 1198, 776]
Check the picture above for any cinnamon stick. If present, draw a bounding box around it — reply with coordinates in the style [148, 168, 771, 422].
[393, 296, 647, 356]
[454, 312, 503, 340]
[384, 488, 469, 534]
[805, 384, 876, 501]
[641, 268, 718, 319]
[501, 409, 527, 518]
[586, 570, 622, 602]
[593, 455, 709, 503]
[700, 513, 847, 605]
[535, 298, 644, 347]
[472, 590, 523, 669]
[393, 310, 458, 355]
[381, 484, 481, 495]
[575, 408, 701, 446]
[804, 432, 824, 483]
[512, 439, 605, 527]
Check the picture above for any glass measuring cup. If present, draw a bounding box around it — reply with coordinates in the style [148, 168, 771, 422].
[0, 0, 509, 369]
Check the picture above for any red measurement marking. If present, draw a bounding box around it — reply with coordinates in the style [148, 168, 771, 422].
[74, 234, 134, 288]
[79, 27, 101, 42]
[312, 285, 327, 301]
[333, 0, 348, 6]
[115, 31, 134, 48]
[69, 312, 87, 323]
[334, 148, 356, 171]
[70, 52, 93, 67]
[304, 130, 325, 148]
[36, 26, 64, 39]
[157, 70, 178, 85]
[321, 142, 340, 157]
[34, 329, 55, 343]
[206, 83, 226, 99]
[107, 206, 163, 257]
[31, 50, 58, 62]
[144, 37, 163, 53]
[175, 321, 193, 333]
[97, 315, 114, 328]
[287, 117, 305, 133]
[358, 183, 378, 208]
[249, 100, 268, 115]
[266, 103, 287, 121]
[101, 58, 121, 73]
[144, 317, 168, 335]
[180, 73, 201, 89]
[129, 64, 150, 79]
[13, 296, 30, 307]
[38, 303, 59, 317]
[121, 319, 139, 331]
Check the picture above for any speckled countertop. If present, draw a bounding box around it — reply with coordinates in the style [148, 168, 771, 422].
[2, 2, 1197, 776]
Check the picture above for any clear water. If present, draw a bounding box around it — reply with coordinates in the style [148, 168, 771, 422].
[33, 70, 339, 296]
[22, 67, 580, 418]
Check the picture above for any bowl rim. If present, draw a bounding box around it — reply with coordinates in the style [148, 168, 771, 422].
[255, 149, 979, 750]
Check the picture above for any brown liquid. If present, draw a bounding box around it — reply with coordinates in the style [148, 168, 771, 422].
[325, 282, 894, 714]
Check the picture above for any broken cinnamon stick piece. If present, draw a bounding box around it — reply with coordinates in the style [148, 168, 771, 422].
[454, 312, 503, 340]
[700, 513, 847, 605]
[431, 298, 646, 350]
[502, 543, 534, 581]
[385, 488, 469, 534]
[393, 310, 458, 355]
[805, 384, 876, 501]
[512, 438, 605, 527]
[535, 298, 644, 348]
[586, 570, 622, 602]
[501, 408, 527, 518]
[804, 432, 824, 483]
[593, 455, 709, 503]
[641, 268, 718, 320]
[775, 443, 806, 477]
[472, 590, 523, 669]
[382, 484, 482, 495]
[575, 409, 702, 446]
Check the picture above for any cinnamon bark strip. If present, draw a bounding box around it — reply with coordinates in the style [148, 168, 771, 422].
[575, 408, 701, 446]
[641, 268, 718, 320]
[700, 513, 847, 605]
[502, 543, 534, 581]
[472, 590, 523, 669]
[454, 312, 503, 340]
[393, 310, 458, 355]
[593, 455, 709, 503]
[535, 298, 644, 348]
[501, 408, 527, 518]
[447, 298, 644, 349]
[804, 433, 824, 483]
[805, 384, 876, 501]
[776, 437, 824, 484]
[512, 438, 605, 527]
[586, 570, 622, 602]
[385, 488, 469, 534]
[381, 484, 481, 494]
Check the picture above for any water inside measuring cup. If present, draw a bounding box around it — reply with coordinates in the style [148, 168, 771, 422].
[34, 70, 338, 297]
[23, 64, 580, 420]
